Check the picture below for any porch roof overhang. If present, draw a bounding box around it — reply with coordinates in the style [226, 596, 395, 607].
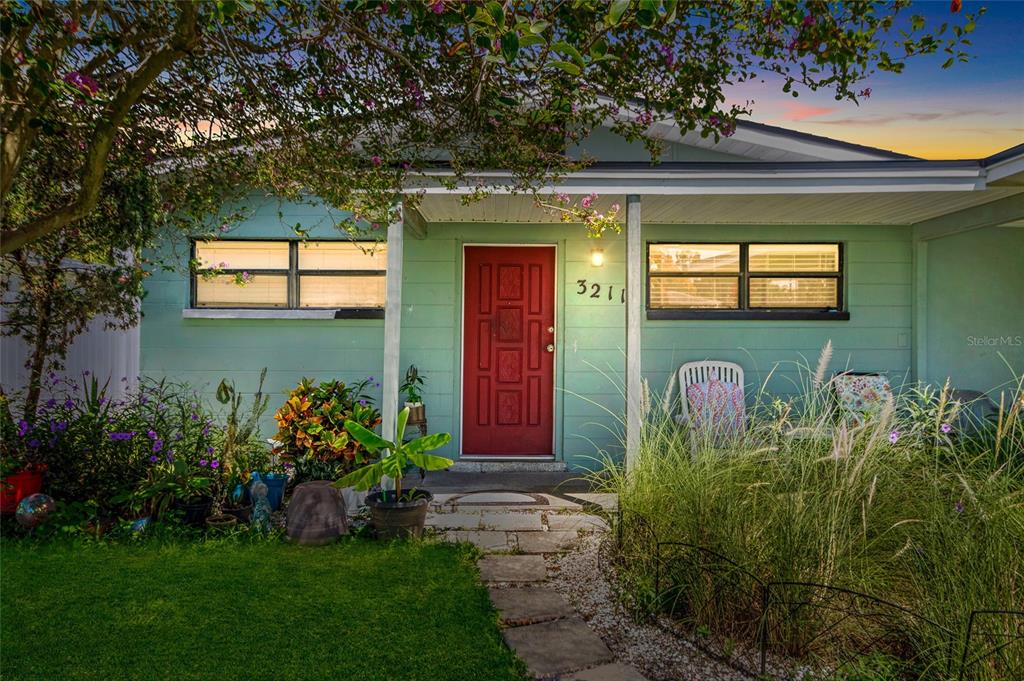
[409, 149, 1024, 226]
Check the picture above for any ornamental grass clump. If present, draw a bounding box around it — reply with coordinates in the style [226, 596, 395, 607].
[273, 377, 381, 483]
[593, 347, 1023, 679]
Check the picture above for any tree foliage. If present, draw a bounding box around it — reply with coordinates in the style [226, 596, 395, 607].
[2, 0, 981, 251]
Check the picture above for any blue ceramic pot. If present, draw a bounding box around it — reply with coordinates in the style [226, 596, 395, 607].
[260, 473, 287, 511]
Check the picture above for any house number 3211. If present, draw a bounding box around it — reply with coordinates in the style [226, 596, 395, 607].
[576, 279, 626, 304]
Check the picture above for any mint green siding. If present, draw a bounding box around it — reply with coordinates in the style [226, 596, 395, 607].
[923, 225, 1024, 396]
[143, 194, 922, 469]
[141, 197, 387, 436]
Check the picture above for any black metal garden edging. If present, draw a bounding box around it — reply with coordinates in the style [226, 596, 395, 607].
[612, 507, 1024, 680]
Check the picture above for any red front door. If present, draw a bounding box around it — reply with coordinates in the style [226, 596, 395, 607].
[462, 246, 555, 455]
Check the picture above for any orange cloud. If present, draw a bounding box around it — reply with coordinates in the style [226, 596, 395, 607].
[782, 102, 838, 121]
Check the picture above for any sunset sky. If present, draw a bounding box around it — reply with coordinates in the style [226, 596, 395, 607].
[726, 0, 1024, 159]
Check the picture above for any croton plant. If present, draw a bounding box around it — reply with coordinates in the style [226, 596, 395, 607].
[273, 378, 381, 483]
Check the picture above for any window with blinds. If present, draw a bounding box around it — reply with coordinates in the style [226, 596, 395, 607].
[648, 243, 842, 316]
[192, 240, 386, 312]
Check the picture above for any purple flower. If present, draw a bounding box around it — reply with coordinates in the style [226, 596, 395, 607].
[27, 438, 40, 448]
[17, 420, 29, 437]
[211, 460, 220, 469]
[166, 452, 174, 463]
[147, 429, 158, 439]
[954, 499, 965, 513]
[149, 455, 159, 463]
[64, 399, 75, 409]
[359, 400, 367, 406]
[202, 424, 211, 436]
[940, 423, 952, 434]
[45, 399, 56, 409]
[191, 413, 200, 422]
[152, 440, 163, 453]
[430, 0, 444, 14]
[109, 431, 135, 441]
[173, 432, 183, 441]
[802, 13, 816, 27]
[371, 155, 382, 167]
[206, 446, 215, 455]
[199, 459, 208, 467]
[889, 430, 900, 444]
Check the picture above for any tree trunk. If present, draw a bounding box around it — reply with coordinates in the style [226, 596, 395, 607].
[23, 280, 55, 421]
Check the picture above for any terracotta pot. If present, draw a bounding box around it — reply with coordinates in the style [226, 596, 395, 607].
[206, 514, 238, 531]
[223, 503, 252, 523]
[367, 489, 433, 540]
[405, 402, 426, 425]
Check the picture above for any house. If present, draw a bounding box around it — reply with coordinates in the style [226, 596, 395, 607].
[140, 121, 1024, 470]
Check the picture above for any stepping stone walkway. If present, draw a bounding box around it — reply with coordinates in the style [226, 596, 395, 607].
[429, 490, 647, 680]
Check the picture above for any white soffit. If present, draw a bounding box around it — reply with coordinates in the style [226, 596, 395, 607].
[416, 187, 1022, 226]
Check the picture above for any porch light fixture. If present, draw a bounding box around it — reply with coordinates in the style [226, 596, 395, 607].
[590, 248, 605, 267]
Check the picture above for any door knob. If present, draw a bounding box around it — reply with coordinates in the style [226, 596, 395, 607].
[546, 344, 555, 353]
[547, 326, 555, 333]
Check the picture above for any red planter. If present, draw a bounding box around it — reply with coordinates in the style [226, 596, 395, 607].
[0, 469, 45, 514]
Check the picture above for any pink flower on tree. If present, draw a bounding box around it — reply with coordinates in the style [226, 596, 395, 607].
[63, 71, 98, 97]
[580, 194, 596, 209]
[371, 155, 383, 167]
[430, 1, 444, 14]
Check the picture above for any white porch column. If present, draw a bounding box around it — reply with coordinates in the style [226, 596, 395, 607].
[381, 204, 404, 446]
[625, 194, 642, 472]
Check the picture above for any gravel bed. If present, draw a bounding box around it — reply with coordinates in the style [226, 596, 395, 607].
[545, 533, 757, 681]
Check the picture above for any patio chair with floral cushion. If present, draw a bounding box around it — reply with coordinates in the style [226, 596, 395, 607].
[831, 371, 894, 425]
[674, 360, 746, 447]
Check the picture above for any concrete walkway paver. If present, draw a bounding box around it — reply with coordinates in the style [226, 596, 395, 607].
[430, 488, 647, 680]
[516, 530, 578, 554]
[479, 555, 548, 582]
[501, 617, 615, 679]
[488, 586, 575, 626]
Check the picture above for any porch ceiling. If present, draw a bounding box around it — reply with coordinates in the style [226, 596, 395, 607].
[415, 186, 1023, 226]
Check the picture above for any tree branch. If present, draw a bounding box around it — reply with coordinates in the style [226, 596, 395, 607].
[1, 1, 201, 255]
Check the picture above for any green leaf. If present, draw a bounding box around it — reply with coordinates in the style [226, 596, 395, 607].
[519, 34, 544, 48]
[589, 37, 608, 59]
[529, 20, 549, 34]
[405, 432, 453, 454]
[501, 31, 519, 63]
[407, 452, 455, 472]
[608, 0, 630, 26]
[343, 419, 392, 453]
[549, 60, 581, 75]
[334, 462, 383, 491]
[486, 1, 505, 28]
[551, 41, 584, 66]
[396, 407, 409, 443]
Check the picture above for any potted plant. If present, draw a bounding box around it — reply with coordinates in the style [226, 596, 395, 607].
[0, 392, 47, 513]
[400, 365, 427, 425]
[213, 370, 270, 522]
[273, 377, 381, 484]
[119, 456, 216, 527]
[334, 407, 452, 539]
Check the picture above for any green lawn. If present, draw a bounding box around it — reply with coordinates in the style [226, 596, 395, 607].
[1, 538, 526, 681]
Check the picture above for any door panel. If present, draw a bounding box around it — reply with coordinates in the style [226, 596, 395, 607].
[463, 247, 555, 455]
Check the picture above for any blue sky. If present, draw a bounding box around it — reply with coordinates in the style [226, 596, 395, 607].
[726, 0, 1024, 158]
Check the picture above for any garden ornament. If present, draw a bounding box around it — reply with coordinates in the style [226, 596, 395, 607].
[250, 480, 272, 533]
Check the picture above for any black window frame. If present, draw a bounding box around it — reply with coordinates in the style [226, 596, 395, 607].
[190, 238, 386, 319]
[646, 241, 849, 321]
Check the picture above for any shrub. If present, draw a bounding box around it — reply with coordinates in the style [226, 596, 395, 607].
[594, 350, 1023, 679]
[2, 373, 219, 520]
[273, 377, 381, 483]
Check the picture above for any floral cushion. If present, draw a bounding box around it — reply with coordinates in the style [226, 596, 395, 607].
[685, 378, 745, 434]
[833, 373, 892, 424]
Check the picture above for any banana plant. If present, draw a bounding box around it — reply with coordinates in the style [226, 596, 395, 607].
[333, 407, 452, 500]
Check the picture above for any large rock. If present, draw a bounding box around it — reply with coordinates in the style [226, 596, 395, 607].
[286, 480, 348, 545]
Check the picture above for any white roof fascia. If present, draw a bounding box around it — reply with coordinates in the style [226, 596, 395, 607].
[408, 164, 985, 195]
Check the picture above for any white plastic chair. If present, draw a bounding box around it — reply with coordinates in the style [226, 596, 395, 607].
[675, 361, 747, 442]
